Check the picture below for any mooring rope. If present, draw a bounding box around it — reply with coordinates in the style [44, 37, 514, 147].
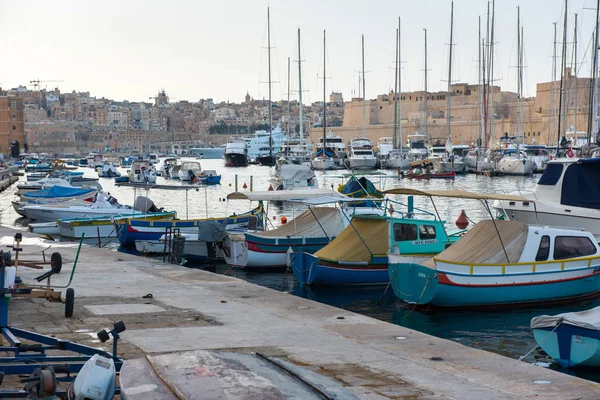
[404, 276, 432, 319]
[518, 319, 564, 361]
[377, 269, 396, 306]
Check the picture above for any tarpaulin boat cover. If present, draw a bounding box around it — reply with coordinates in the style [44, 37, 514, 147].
[315, 218, 389, 262]
[23, 185, 94, 199]
[531, 306, 600, 331]
[258, 207, 344, 238]
[424, 220, 528, 268]
[197, 221, 228, 242]
[338, 176, 383, 199]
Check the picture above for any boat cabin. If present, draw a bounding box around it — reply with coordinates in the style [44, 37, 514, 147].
[388, 217, 457, 256]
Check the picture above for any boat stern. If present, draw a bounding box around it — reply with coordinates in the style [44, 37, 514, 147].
[388, 256, 438, 305]
[289, 251, 319, 285]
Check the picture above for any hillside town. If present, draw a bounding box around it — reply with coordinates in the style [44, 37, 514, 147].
[0, 66, 590, 158]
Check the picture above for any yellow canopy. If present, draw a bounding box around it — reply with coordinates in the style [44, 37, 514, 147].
[383, 188, 532, 203]
[315, 218, 389, 262]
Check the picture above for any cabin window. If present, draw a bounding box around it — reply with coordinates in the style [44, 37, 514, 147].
[419, 225, 436, 240]
[537, 163, 563, 186]
[553, 236, 596, 260]
[535, 235, 550, 262]
[393, 223, 417, 242]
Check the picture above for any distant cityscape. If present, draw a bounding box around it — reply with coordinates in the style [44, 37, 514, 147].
[0, 67, 592, 157]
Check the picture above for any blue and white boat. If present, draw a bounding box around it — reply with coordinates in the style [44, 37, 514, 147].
[531, 307, 600, 368]
[21, 185, 97, 203]
[117, 206, 263, 246]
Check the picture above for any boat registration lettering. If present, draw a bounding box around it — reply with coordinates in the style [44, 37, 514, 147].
[418, 273, 427, 278]
[412, 239, 436, 245]
[574, 335, 582, 344]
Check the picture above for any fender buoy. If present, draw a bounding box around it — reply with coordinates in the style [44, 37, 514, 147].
[566, 148, 575, 158]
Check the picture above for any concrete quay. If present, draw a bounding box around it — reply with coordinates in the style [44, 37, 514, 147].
[4, 226, 600, 399]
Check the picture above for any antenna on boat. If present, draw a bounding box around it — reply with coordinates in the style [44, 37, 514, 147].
[362, 34, 367, 138]
[445, 1, 454, 151]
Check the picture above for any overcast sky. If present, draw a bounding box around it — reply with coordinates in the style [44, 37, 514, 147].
[0, 0, 597, 104]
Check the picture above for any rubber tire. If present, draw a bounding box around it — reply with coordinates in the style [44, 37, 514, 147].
[51, 252, 62, 273]
[65, 288, 74, 318]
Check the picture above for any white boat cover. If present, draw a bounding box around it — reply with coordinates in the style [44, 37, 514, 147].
[258, 207, 344, 238]
[227, 188, 347, 202]
[531, 306, 600, 331]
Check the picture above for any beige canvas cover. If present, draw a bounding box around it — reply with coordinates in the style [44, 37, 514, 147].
[422, 220, 528, 268]
[258, 207, 344, 238]
[315, 218, 389, 262]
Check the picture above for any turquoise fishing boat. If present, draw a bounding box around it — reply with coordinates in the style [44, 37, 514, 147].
[386, 189, 600, 308]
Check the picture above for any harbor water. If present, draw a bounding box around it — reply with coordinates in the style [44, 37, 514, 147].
[2, 158, 599, 382]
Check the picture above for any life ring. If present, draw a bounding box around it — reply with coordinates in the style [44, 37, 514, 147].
[566, 148, 575, 158]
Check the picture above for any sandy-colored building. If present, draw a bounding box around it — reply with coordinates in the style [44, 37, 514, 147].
[25, 121, 77, 155]
[308, 68, 594, 150]
[0, 96, 25, 156]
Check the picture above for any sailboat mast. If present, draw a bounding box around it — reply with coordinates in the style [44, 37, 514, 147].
[557, 0, 568, 147]
[489, 0, 495, 145]
[287, 57, 291, 135]
[267, 7, 273, 158]
[484, 2, 490, 149]
[592, 0, 600, 142]
[393, 26, 399, 149]
[446, 1, 454, 146]
[323, 30, 326, 153]
[298, 28, 304, 138]
[398, 17, 403, 153]
[516, 6, 521, 137]
[424, 28, 428, 140]
[552, 22, 557, 143]
[362, 34, 366, 138]
[478, 17, 483, 147]
[573, 13, 578, 134]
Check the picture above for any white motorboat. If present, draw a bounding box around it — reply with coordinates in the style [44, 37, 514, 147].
[311, 133, 346, 170]
[383, 149, 410, 169]
[16, 178, 73, 194]
[223, 138, 248, 167]
[278, 137, 313, 166]
[270, 163, 319, 190]
[523, 144, 550, 173]
[493, 158, 600, 237]
[97, 163, 121, 178]
[496, 149, 534, 175]
[20, 194, 146, 222]
[244, 124, 286, 163]
[465, 148, 496, 172]
[377, 137, 394, 167]
[406, 133, 428, 161]
[347, 138, 377, 170]
[128, 160, 157, 183]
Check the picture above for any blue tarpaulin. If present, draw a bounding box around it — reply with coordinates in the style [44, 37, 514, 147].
[23, 186, 94, 199]
[561, 163, 600, 209]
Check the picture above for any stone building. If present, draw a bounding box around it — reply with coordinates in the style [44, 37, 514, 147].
[0, 95, 25, 156]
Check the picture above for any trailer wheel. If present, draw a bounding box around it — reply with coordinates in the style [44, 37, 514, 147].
[65, 288, 74, 318]
[51, 252, 62, 273]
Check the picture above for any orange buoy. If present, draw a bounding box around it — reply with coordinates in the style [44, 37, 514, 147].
[273, 216, 277, 220]
[281, 216, 288, 224]
[455, 210, 469, 229]
[389, 204, 395, 216]
[243, 182, 248, 189]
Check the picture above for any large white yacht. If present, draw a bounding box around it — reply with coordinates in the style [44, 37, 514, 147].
[244, 124, 286, 163]
[347, 138, 377, 170]
[406, 133, 428, 161]
[223, 138, 248, 167]
[494, 158, 600, 237]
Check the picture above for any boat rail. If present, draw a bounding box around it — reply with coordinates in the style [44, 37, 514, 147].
[499, 189, 538, 201]
[433, 253, 600, 275]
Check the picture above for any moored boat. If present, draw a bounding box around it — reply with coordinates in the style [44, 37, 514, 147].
[531, 306, 600, 368]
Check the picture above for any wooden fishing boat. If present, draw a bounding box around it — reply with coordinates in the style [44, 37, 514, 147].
[403, 171, 455, 179]
[531, 306, 600, 368]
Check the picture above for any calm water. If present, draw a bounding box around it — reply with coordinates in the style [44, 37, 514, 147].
[3, 158, 599, 382]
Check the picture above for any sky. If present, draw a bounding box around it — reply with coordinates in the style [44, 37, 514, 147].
[0, 0, 598, 104]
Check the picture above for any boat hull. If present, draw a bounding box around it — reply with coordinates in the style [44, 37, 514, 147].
[497, 158, 534, 175]
[224, 234, 332, 269]
[290, 251, 389, 286]
[533, 325, 600, 368]
[348, 157, 377, 170]
[388, 262, 600, 307]
[135, 239, 224, 261]
[224, 153, 248, 167]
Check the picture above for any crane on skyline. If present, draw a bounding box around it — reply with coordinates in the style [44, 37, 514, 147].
[29, 79, 63, 90]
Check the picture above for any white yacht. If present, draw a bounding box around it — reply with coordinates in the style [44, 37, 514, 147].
[493, 158, 600, 237]
[347, 138, 377, 170]
[223, 138, 248, 167]
[383, 149, 410, 169]
[377, 137, 394, 167]
[436, 144, 469, 173]
[278, 137, 313, 166]
[129, 160, 157, 183]
[311, 132, 346, 170]
[523, 144, 550, 173]
[244, 124, 286, 163]
[496, 148, 534, 175]
[465, 148, 496, 172]
[406, 133, 428, 161]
